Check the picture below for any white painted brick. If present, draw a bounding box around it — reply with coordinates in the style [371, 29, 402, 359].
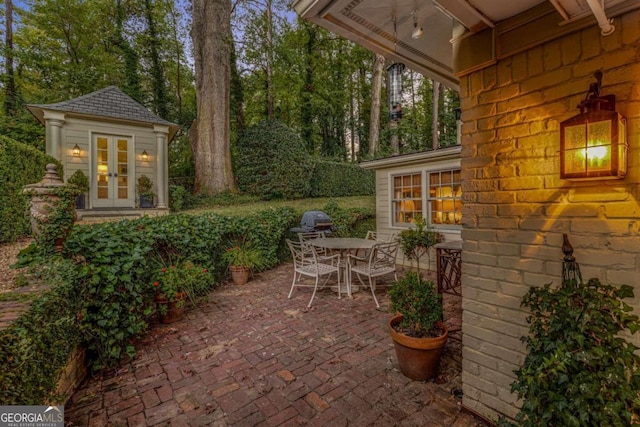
[463, 371, 498, 395]
[463, 251, 498, 267]
[523, 271, 560, 287]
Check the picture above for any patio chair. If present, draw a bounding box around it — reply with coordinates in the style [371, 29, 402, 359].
[286, 239, 341, 307]
[347, 240, 399, 308]
[298, 230, 331, 259]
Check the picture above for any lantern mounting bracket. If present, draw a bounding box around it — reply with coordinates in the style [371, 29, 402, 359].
[578, 71, 615, 114]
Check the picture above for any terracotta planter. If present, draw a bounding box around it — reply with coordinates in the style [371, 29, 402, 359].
[155, 292, 187, 324]
[388, 314, 448, 381]
[230, 265, 250, 285]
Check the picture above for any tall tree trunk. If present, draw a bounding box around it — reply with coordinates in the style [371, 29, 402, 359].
[114, 0, 142, 102]
[191, 0, 235, 194]
[432, 80, 440, 150]
[4, 0, 16, 116]
[368, 53, 384, 157]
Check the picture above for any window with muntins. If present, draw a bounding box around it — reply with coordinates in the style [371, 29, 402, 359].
[428, 169, 462, 226]
[392, 173, 422, 225]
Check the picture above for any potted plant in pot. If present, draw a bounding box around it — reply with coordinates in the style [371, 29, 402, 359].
[388, 214, 447, 381]
[67, 169, 89, 209]
[221, 242, 265, 285]
[137, 174, 155, 208]
[398, 214, 441, 273]
[153, 260, 212, 323]
[388, 272, 448, 380]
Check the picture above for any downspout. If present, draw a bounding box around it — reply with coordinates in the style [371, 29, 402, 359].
[586, 0, 615, 35]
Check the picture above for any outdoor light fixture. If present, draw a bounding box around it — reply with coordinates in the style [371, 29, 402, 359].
[141, 150, 149, 162]
[72, 144, 80, 157]
[411, 10, 423, 39]
[560, 71, 627, 180]
[387, 63, 405, 121]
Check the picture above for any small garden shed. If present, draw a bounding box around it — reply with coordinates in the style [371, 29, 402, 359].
[27, 86, 179, 217]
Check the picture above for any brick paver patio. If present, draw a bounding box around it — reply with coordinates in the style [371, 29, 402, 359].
[65, 263, 488, 426]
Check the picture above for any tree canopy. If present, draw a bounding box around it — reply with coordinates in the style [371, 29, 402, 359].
[0, 0, 459, 187]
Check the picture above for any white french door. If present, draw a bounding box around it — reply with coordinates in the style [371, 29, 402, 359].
[92, 134, 134, 208]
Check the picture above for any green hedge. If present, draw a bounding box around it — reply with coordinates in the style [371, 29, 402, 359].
[235, 120, 312, 200]
[1, 203, 375, 404]
[310, 160, 375, 198]
[0, 136, 62, 243]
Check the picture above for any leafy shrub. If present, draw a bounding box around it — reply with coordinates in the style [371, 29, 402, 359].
[388, 272, 442, 338]
[319, 200, 375, 238]
[235, 120, 312, 200]
[67, 169, 89, 193]
[0, 259, 84, 404]
[309, 160, 375, 197]
[52, 207, 296, 370]
[0, 136, 62, 243]
[504, 278, 640, 426]
[169, 185, 189, 211]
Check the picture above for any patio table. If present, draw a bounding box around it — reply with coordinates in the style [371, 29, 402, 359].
[310, 237, 377, 297]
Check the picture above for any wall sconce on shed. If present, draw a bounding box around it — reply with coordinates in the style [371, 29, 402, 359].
[560, 71, 627, 180]
[72, 144, 80, 157]
[141, 150, 149, 162]
[387, 63, 405, 121]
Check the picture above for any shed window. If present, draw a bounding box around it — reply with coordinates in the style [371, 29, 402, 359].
[428, 169, 462, 225]
[392, 173, 422, 225]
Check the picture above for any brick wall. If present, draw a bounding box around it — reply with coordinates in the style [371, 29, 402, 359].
[458, 9, 640, 421]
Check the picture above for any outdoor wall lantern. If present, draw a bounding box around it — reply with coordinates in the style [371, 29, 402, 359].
[560, 71, 627, 180]
[72, 144, 80, 157]
[387, 63, 405, 121]
[141, 150, 149, 162]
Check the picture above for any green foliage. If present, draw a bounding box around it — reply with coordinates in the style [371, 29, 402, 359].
[153, 261, 212, 305]
[29, 186, 78, 257]
[169, 185, 190, 212]
[0, 136, 62, 243]
[503, 278, 640, 427]
[221, 241, 265, 269]
[388, 271, 442, 338]
[67, 169, 89, 193]
[136, 174, 154, 197]
[235, 119, 312, 200]
[0, 259, 84, 404]
[309, 160, 375, 197]
[398, 215, 442, 274]
[320, 200, 375, 238]
[15, 207, 297, 372]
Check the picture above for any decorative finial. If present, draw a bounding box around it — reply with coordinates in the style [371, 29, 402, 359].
[562, 233, 575, 262]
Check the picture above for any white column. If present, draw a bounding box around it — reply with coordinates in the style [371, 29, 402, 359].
[42, 110, 66, 160]
[154, 125, 170, 209]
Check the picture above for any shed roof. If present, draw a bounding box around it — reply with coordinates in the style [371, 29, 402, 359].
[27, 86, 180, 141]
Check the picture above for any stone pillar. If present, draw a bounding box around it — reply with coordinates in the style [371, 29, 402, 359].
[43, 110, 66, 160]
[154, 125, 170, 209]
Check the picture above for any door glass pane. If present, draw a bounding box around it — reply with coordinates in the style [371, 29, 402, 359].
[117, 139, 128, 200]
[96, 137, 109, 199]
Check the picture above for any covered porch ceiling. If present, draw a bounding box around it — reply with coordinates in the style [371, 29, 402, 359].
[292, 0, 640, 88]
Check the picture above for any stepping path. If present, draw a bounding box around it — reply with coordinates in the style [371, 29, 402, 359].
[65, 263, 487, 426]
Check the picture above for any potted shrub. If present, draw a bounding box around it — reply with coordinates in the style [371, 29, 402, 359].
[221, 242, 265, 285]
[67, 169, 89, 209]
[398, 214, 441, 273]
[153, 260, 212, 323]
[388, 272, 448, 380]
[387, 214, 447, 381]
[137, 174, 155, 208]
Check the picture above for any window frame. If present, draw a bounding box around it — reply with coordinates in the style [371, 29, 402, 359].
[390, 167, 462, 230]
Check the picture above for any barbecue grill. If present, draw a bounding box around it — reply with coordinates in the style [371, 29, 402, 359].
[290, 210, 334, 234]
